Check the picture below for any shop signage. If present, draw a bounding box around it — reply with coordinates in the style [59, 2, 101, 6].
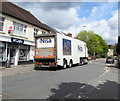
[8, 25, 14, 31]
[39, 38, 52, 43]
[37, 37, 54, 48]
[11, 38, 24, 44]
[78, 45, 83, 52]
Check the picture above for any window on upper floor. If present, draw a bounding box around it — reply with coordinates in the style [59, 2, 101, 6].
[0, 17, 5, 31]
[13, 21, 27, 37]
[34, 28, 38, 36]
[42, 31, 46, 34]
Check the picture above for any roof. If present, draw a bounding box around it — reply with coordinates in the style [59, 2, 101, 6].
[42, 23, 60, 34]
[35, 34, 56, 38]
[0, 1, 54, 32]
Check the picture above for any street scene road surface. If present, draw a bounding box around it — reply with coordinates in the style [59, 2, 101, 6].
[2, 59, 119, 99]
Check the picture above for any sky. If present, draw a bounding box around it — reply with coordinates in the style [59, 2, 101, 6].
[9, 1, 119, 45]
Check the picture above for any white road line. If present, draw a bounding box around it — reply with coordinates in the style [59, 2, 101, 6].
[78, 95, 82, 99]
[98, 81, 102, 83]
[81, 85, 85, 89]
[65, 93, 71, 98]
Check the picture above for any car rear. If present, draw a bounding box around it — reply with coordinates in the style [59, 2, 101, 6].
[106, 57, 114, 63]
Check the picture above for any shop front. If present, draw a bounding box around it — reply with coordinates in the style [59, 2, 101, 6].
[0, 35, 35, 66]
[18, 44, 30, 64]
[7, 43, 18, 65]
[0, 42, 6, 66]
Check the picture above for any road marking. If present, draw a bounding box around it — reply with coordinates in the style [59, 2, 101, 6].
[104, 67, 109, 71]
[105, 64, 111, 66]
[98, 81, 102, 83]
[101, 73, 104, 76]
[99, 75, 102, 77]
[81, 85, 85, 89]
[89, 61, 92, 63]
[65, 85, 86, 98]
[78, 95, 82, 99]
[65, 93, 71, 98]
[97, 88, 100, 90]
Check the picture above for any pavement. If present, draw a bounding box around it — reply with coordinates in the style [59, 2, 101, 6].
[1, 64, 34, 77]
[2, 59, 119, 99]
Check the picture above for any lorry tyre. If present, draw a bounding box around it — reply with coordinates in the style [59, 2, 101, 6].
[82, 59, 84, 65]
[69, 60, 73, 68]
[84, 58, 88, 64]
[78, 62, 82, 66]
[34, 66, 39, 70]
[63, 60, 67, 69]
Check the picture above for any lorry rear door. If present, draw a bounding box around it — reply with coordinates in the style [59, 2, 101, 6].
[35, 36, 55, 58]
[35, 36, 56, 66]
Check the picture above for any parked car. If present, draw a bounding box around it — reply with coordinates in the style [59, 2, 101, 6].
[106, 57, 114, 64]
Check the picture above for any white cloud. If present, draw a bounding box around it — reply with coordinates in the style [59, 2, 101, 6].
[14, 2, 118, 45]
[61, 8, 118, 45]
[28, 7, 81, 30]
[90, 6, 97, 17]
[108, 10, 118, 30]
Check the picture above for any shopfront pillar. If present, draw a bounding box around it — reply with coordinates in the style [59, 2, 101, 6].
[14, 48, 19, 66]
[5, 43, 8, 61]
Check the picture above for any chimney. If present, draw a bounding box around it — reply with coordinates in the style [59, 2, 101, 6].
[68, 33, 72, 37]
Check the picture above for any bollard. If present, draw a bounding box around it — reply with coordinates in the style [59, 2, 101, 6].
[5, 59, 11, 68]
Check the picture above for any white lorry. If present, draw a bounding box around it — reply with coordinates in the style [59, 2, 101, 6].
[34, 33, 88, 69]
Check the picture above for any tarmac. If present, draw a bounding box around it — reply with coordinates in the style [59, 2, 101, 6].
[0, 58, 115, 77]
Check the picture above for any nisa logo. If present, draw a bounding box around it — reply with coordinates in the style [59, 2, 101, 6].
[39, 38, 52, 43]
[78, 45, 83, 52]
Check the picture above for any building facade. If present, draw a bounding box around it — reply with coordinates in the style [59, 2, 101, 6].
[0, 1, 51, 66]
[107, 49, 114, 56]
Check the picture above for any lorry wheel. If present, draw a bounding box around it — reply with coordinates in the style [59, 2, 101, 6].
[69, 61, 73, 68]
[63, 60, 67, 69]
[34, 66, 39, 70]
[82, 59, 85, 65]
[78, 62, 82, 66]
[84, 59, 88, 64]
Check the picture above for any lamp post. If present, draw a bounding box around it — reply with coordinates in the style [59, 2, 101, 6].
[76, 25, 87, 35]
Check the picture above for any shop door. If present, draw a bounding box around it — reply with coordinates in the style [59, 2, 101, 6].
[10, 48, 16, 64]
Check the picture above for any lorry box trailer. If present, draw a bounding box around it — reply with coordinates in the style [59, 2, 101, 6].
[34, 33, 88, 69]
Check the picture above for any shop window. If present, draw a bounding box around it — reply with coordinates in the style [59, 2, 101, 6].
[0, 48, 5, 62]
[19, 49, 29, 61]
[0, 42, 5, 62]
[19, 45, 29, 61]
[0, 17, 4, 31]
[34, 28, 38, 36]
[13, 21, 27, 37]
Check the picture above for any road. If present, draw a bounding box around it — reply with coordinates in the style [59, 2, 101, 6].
[2, 59, 119, 99]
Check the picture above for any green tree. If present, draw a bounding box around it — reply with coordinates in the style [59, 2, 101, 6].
[76, 30, 108, 57]
[95, 34, 108, 57]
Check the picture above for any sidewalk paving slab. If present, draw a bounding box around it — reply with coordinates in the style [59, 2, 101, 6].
[1, 64, 35, 77]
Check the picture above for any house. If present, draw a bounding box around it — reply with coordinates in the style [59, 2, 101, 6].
[0, 1, 57, 66]
[107, 49, 114, 56]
